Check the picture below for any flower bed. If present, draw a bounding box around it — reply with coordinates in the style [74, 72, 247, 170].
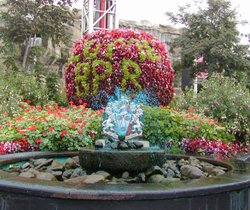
[0, 103, 247, 158]
[0, 102, 103, 153]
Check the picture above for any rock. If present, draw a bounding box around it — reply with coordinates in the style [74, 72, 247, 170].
[72, 156, 80, 164]
[36, 172, 57, 181]
[110, 143, 118, 149]
[180, 165, 205, 179]
[111, 177, 118, 182]
[164, 168, 176, 178]
[95, 139, 106, 148]
[163, 160, 177, 169]
[47, 160, 64, 171]
[30, 158, 47, 167]
[162, 163, 169, 170]
[163, 161, 179, 177]
[168, 165, 179, 173]
[19, 172, 35, 178]
[9, 165, 22, 173]
[117, 141, 129, 150]
[21, 162, 31, 170]
[107, 181, 117, 184]
[62, 169, 74, 179]
[189, 157, 202, 169]
[160, 177, 181, 184]
[148, 174, 165, 183]
[35, 159, 53, 170]
[11, 172, 20, 176]
[133, 141, 143, 149]
[125, 177, 139, 183]
[138, 172, 146, 182]
[146, 166, 164, 177]
[121, 171, 129, 179]
[216, 166, 228, 171]
[175, 171, 181, 178]
[202, 164, 214, 174]
[189, 157, 200, 165]
[71, 168, 86, 178]
[178, 159, 189, 167]
[140, 141, 150, 148]
[128, 142, 137, 149]
[84, 174, 106, 184]
[114, 178, 127, 184]
[211, 168, 226, 176]
[52, 171, 63, 179]
[64, 175, 88, 185]
[64, 158, 78, 169]
[95, 171, 111, 179]
[27, 168, 40, 176]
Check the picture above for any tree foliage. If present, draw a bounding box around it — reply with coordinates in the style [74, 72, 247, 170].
[0, 0, 77, 69]
[0, 0, 75, 45]
[166, 0, 250, 77]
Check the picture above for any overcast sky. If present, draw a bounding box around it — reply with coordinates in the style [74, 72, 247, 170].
[73, 0, 250, 32]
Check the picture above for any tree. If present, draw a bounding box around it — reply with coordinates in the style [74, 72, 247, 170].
[0, 0, 76, 69]
[166, 0, 250, 77]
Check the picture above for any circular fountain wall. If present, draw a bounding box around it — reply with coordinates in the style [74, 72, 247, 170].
[0, 151, 249, 210]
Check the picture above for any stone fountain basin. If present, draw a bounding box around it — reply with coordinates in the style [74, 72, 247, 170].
[79, 148, 166, 173]
[0, 151, 249, 210]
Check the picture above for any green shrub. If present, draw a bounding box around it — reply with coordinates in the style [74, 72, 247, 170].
[0, 71, 48, 117]
[143, 106, 234, 146]
[171, 73, 250, 142]
[45, 72, 68, 106]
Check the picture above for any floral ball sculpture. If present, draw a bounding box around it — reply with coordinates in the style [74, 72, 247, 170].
[65, 29, 174, 109]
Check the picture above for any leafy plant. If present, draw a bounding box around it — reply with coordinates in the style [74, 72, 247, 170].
[45, 72, 68, 106]
[0, 71, 48, 117]
[143, 106, 235, 147]
[0, 0, 75, 69]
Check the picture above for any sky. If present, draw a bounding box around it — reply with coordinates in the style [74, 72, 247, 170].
[73, 0, 250, 32]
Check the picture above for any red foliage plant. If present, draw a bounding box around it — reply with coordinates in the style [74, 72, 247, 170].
[65, 29, 174, 109]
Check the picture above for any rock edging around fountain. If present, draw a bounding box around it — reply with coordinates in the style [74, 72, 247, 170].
[0, 151, 249, 210]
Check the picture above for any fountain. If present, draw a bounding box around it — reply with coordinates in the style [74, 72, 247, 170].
[0, 29, 249, 209]
[79, 88, 166, 173]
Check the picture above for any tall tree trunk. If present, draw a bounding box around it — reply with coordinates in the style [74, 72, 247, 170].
[22, 37, 31, 69]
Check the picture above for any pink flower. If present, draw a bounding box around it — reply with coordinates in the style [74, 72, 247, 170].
[194, 56, 204, 63]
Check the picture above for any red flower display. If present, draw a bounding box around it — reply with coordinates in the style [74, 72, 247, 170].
[65, 29, 174, 109]
[181, 138, 248, 158]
